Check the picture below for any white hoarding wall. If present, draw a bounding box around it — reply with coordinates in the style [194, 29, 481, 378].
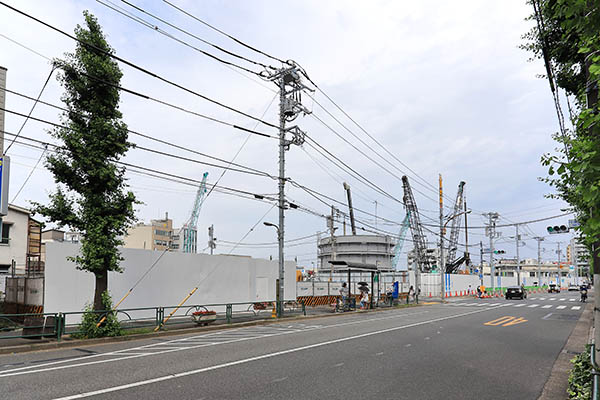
[45, 242, 296, 324]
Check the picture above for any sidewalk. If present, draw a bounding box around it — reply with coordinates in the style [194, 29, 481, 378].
[538, 294, 594, 400]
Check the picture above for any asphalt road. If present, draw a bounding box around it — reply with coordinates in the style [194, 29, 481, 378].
[0, 290, 587, 400]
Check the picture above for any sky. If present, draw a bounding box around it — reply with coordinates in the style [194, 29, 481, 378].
[0, 0, 577, 268]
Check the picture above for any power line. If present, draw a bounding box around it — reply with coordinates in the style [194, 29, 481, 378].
[0, 2, 279, 130]
[10, 145, 47, 202]
[96, 0, 267, 76]
[4, 66, 55, 154]
[2, 87, 275, 175]
[162, 0, 288, 66]
[0, 106, 278, 179]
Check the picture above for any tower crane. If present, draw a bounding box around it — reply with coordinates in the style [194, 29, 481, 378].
[391, 212, 410, 271]
[402, 176, 432, 272]
[182, 172, 209, 253]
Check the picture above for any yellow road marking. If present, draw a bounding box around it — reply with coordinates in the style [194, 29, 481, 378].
[502, 317, 527, 326]
[484, 316, 515, 326]
[484, 316, 527, 327]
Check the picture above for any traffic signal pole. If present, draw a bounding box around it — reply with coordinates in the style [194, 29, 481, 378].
[515, 225, 521, 286]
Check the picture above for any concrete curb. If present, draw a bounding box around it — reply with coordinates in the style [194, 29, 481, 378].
[538, 298, 593, 400]
[0, 303, 424, 356]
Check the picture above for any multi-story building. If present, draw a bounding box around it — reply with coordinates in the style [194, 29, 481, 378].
[570, 237, 590, 275]
[123, 213, 174, 251]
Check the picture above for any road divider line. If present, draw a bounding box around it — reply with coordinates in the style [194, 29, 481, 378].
[0, 310, 430, 377]
[49, 307, 500, 400]
[557, 305, 566, 310]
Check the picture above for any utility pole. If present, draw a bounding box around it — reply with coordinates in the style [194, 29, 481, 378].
[0, 66, 6, 153]
[556, 242, 562, 286]
[208, 225, 216, 255]
[484, 212, 500, 293]
[439, 173, 444, 300]
[479, 241, 484, 288]
[515, 225, 521, 286]
[534, 237, 544, 286]
[265, 63, 313, 317]
[328, 207, 337, 282]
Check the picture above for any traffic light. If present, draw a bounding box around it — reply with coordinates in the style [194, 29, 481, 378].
[547, 225, 569, 234]
[493, 250, 505, 254]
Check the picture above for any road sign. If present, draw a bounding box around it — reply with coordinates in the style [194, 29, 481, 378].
[568, 219, 580, 228]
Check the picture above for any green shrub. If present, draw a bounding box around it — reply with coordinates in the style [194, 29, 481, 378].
[568, 344, 593, 400]
[72, 291, 122, 339]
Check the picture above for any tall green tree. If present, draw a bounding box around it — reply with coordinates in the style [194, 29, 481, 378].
[522, 0, 600, 275]
[34, 11, 137, 311]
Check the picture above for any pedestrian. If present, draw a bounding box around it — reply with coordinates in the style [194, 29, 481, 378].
[360, 289, 369, 310]
[468, 285, 472, 295]
[339, 282, 349, 310]
[476, 286, 482, 298]
[407, 285, 415, 304]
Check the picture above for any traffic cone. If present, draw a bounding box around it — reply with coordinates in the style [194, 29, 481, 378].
[271, 304, 277, 318]
[429, 292, 432, 298]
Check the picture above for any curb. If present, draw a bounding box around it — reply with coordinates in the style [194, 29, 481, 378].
[538, 298, 594, 400]
[0, 303, 425, 356]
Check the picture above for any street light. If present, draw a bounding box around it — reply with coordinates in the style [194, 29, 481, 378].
[264, 222, 283, 317]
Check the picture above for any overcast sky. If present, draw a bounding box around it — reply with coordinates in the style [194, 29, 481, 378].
[0, 0, 576, 267]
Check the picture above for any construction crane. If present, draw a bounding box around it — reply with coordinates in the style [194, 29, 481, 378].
[391, 212, 410, 271]
[182, 172, 209, 253]
[402, 176, 432, 272]
[342, 182, 357, 235]
[445, 181, 469, 273]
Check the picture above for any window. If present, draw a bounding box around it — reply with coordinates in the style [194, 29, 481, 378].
[154, 229, 171, 237]
[1, 224, 10, 244]
[0, 264, 10, 274]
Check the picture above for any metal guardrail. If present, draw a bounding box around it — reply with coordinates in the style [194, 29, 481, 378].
[0, 299, 306, 343]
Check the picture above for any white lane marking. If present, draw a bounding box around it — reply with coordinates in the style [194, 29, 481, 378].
[404, 344, 412, 347]
[569, 299, 576, 302]
[514, 304, 525, 307]
[272, 376, 288, 383]
[375, 352, 384, 356]
[549, 298, 556, 301]
[0, 310, 429, 377]
[542, 313, 553, 320]
[539, 297, 546, 300]
[572, 306, 581, 310]
[559, 298, 566, 302]
[557, 305, 566, 310]
[334, 363, 344, 367]
[49, 307, 502, 400]
[528, 304, 539, 308]
[424, 337, 430, 340]
[542, 305, 552, 309]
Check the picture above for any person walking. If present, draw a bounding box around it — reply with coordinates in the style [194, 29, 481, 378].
[407, 285, 415, 304]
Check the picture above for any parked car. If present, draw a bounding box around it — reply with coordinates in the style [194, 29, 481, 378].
[568, 284, 579, 291]
[548, 284, 560, 293]
[505, 286, 527, 300]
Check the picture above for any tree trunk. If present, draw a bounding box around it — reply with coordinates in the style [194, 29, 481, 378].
[93, 271, 108, 311]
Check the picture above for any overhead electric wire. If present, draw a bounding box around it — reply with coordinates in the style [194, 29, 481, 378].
[10, 145, 47, 203]
[2, 87, 275, 176]
[0, 106, 277, 179]
[162, 0, 288, 66]
[0, 2, 279, 130]
[0, 32, 277, 139]
[4, 66, 56, 154]
[310, 112, 449, 209]
[114, 0, 274, 71]
[96, 0, 266, 76]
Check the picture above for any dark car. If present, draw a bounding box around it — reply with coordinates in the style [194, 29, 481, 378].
[548, 284, 560, 293]
[505, 286, 527, 300]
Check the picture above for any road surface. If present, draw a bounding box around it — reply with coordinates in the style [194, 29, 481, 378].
[0, 290, 587, 399]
